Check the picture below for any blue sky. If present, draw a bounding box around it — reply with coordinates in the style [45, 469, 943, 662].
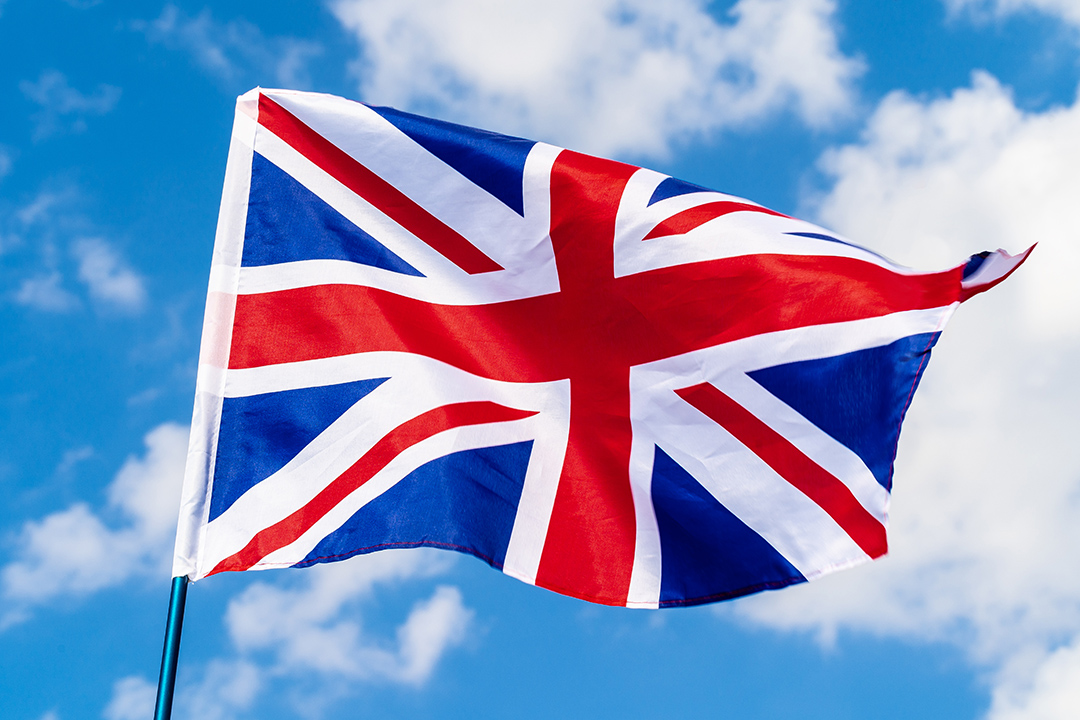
[2, 1, 1080, 719]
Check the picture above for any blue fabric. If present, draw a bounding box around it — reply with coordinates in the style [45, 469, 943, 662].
[243, 152, 422, 275]
[963, 251, 990, 278]
[749, 333, 939, 491]
[652, 447, 805, 606]
[297, 441, 534, 570]
[210, 378, 388, 521]
[785, 231, 851, 246]
[369, 105, 535, 217]
[647, 176, 714, 206]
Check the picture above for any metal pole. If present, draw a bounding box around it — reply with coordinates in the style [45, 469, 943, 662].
[153, 576, 189, 720]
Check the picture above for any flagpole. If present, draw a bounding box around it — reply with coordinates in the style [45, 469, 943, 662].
[153, 576, 189, 720]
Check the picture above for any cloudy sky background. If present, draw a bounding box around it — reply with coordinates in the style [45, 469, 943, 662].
[2, 1, 1079, 718]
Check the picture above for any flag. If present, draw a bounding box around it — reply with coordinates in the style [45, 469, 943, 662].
[173, 88, 1029, 608]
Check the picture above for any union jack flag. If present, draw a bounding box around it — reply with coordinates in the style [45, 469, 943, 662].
[173, 88, 1029, 607]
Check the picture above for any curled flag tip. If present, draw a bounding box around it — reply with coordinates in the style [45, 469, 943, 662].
[960, 245, 1035, 301]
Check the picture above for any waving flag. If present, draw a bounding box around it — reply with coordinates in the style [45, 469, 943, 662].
[172, 88, 1029, 608]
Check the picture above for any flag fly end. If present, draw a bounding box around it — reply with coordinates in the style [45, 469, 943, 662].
[960, 244, 1035, 300]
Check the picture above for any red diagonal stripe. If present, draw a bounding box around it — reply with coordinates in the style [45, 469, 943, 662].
[643, 201, 788, 240]
[675, 382, 887, 559]
[257, 93, 504, 275]
[208, 401, 538, 576]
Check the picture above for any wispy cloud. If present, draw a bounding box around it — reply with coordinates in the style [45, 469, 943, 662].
[945, 0, 1080, 28]
[15, 188, 69, 227]
[0, 423, 188, 627]
[735, 70, 1080, 720]
[55, 445, 93, 476]
[72, 237, 146, 312]
[126, 387, 162, 407]
[19, 70, 120, 141]
[330, 0, 863, 158]
[3, 188, 147, 314]
[11, 238, 148, 315]
[0, 145, 12, 180]
[14, 272, 79, 312]
[131, 4, 322, 89]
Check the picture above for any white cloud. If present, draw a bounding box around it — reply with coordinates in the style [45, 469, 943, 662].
[394, 585, 472, 684]
[732, 71, 1080, 716]
[127, 387, 162, 407]
[945, 0, 1080, 27]
[0, 145, 12, 180]
[814, 71, 1080, 338]
[0, 423, 188, 626]
[179, 660, 261, 720]
[56, 445, 94, 476]
[330, 0, 863, 157]
[226, 553, 471, 685]
[104, 662, 260, 720]
[102, 676, 156, 720]
[105, 554, 472, 720]
[16, 189, 67, 227]
[19, 70, 120, 140]
[131, 4, 322, 89]
[3, 190, 146, 314]
[72, 238, 147, 312]
[988, 639, 1080, 720]
[14, 272, 79, 312]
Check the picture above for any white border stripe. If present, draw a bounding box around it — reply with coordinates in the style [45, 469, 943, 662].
[173, 89, 259, 579]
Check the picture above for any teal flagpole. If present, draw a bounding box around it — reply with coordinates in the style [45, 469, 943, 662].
[154, 576, 189, 720]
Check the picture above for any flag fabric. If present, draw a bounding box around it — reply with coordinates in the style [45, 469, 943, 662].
[173, 88, 1029, 608]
